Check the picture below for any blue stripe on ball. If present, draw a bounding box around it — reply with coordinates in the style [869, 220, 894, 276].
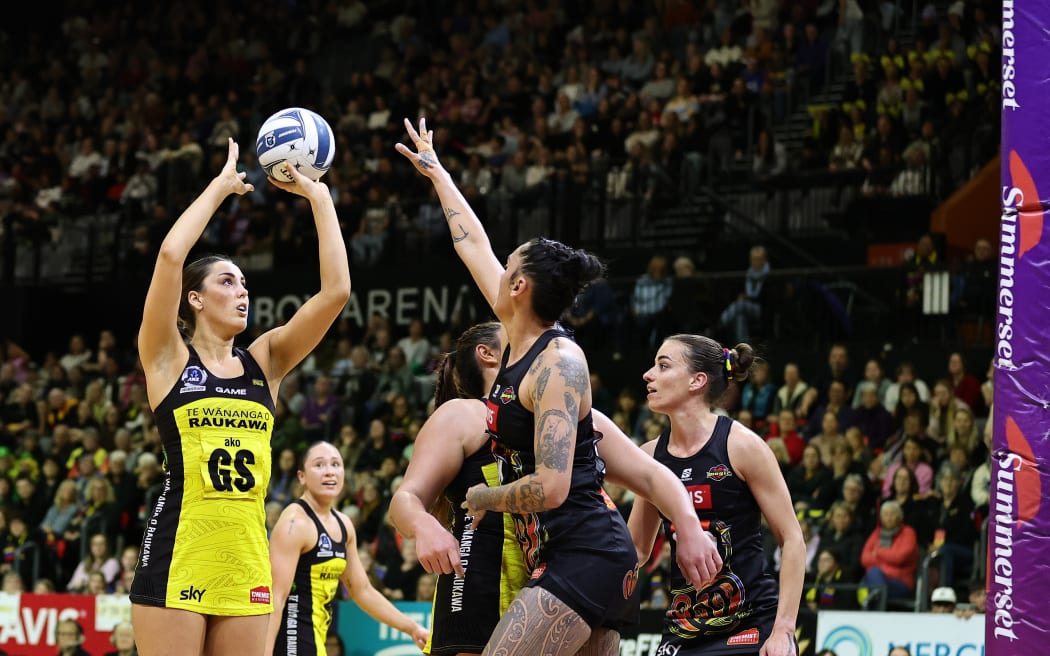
[311, 113, 332, 169]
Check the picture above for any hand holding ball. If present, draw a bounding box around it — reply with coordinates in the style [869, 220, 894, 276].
[256, 107, 335, 182]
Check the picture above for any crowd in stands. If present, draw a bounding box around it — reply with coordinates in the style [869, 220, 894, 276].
[0, 312, 994, 617]
[0, 0, 1002, 273]
[0, 1, 1000, 647]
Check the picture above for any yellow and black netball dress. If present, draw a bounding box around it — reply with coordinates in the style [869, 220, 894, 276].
[275, 499, 348, 656]
[130, 346, 275, 615]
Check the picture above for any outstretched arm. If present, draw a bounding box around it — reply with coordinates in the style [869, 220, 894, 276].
[250, 165, 351, 386]
[139, 139, 253, 404]
[340, 512, 429, 649]
[395, 117, 506, 319]
[596, 411, 721, 588]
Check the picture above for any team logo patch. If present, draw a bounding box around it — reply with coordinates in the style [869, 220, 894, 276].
[726, 628, 759, 646]
[600, 487, 618, 511]
[623, 567, 639, 599]
[318, 533, 334, 557]
[707, 464, 733, 481]
[530, 563, 547, 580]
[499, 386, 517, 404]
[179, 366, 208, 394]
[252, 378, 265, 387]
[250, 586, 271, 604]
[680, 468, 693, 480]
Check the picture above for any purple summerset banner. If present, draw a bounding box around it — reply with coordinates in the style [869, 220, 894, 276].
[992, 0, 1050, 651]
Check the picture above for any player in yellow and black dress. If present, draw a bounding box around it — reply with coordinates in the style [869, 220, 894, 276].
[390, 322, 530, 656]
[266, 442, 428, 656]
[130, 140, 351, 656]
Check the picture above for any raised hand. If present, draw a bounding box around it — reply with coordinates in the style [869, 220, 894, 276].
[267, 161, 330, 203]
[394, 117, 447, 180]
[218, 138, 255, 196]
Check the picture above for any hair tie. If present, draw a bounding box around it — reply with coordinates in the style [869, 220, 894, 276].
[723, 348, 733, 376]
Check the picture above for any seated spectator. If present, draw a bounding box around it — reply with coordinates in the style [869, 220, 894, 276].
[828, 125, 864, 171]
[946, 352, 982, 413]
[820, 502, 865, 578]
[882, 436, 936, 499]
[947, 406, 986, 468]
[629, 255, 673, 349]
[105, 621, 137, 656]
[767, 409, 805, 465]
[740, 360, 777, 429]
[787, 444, 835, 510]
[952, 238, 995, 320]
[810, 412, 846, 466]
[804, 381, 853, 439]
[665, 256, 713, 336]
[885, 360, 932, 410]
[928, 379, 968, 442]
[849, 382, 895, 450]
[752, 129, 787, 180]
[929, 463, 978, 587]
[860, 500, 919, 604]
[267, 448, 298, 508]
[806, 547, 860, 610]
[66, 532, 120, 593]
[774, 363, 809, 417]
[718, 245, 770, 344]
[929, 586, 957, 614]
[301, 374, 339, 442]
[40, 480, 80, 540]
[852, 359, 891, 409]
[566, 277, 624, 355]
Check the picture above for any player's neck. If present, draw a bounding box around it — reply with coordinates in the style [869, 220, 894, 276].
[189, 331, 236, 364]
[667, 402, 719, 450]
[502, 315, 553, 364]
[301, 492, 334, 518]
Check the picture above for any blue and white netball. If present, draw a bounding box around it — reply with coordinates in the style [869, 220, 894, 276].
[255, 107, 335, 182]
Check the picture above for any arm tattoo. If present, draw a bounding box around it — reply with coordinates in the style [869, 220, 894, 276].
[418, 151, 437, 170]
[555, 355, 588, 399]
[536, 409, 573, 472]
[444, 206, 460, 221]
[535, 367, 551, 400]
[563, 391, 578, 422]
[451, 224, 470, 242]
[471, 473, 547, 513]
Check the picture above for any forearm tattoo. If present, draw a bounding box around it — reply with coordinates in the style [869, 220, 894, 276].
[472, 473, 548, 514]
[452, 224, 470, 242]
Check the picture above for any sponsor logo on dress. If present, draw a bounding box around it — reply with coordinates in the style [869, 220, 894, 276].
[726, 627, 759, 646]
[499, 386, 517, 404]
[530, 563, 547, 580]
[179, 366, 208, 393]
[252, 378, 266, 387]
[317, 533, 334, 558]
[179, 586, 206, 602]
[685, 485, 712, 509]
[655, 643, 681, 656]
[680, 468, 692, 480]
[215, 386, 247, 396]
[707, 464, 733, 481]
[250, 586, 271, 604]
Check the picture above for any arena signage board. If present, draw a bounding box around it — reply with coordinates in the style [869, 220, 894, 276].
[816, 610, 983, 656]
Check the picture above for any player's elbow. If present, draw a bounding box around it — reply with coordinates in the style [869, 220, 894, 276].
[538, 473, 570, 509]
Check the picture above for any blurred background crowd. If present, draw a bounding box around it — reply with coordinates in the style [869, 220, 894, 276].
[0, 0, 1000, 629]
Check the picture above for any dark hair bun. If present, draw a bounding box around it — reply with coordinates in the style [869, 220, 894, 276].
[730, 343, 755, 382]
